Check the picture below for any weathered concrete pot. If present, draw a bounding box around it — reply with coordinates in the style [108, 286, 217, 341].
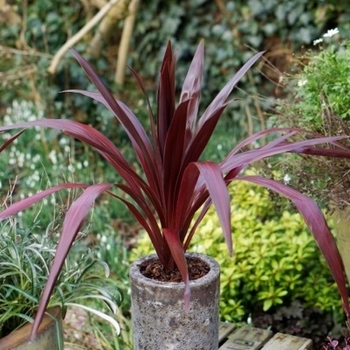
[0, 307, 64, 350]
[130, 252, 220, 350]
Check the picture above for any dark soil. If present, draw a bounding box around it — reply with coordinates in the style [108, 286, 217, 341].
[138, 256, 210, 282]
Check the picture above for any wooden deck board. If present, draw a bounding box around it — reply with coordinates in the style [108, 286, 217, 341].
[262, 332, 312, 350]
[219, 323, 312, 350]
[219, 325, 272, 350]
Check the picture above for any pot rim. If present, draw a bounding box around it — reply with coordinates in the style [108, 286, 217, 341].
[130, 252, 220, 288]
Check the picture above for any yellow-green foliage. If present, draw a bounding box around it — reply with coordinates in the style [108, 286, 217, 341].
[131, 177, 340, 322]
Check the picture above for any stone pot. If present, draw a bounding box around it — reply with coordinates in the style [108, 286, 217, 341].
[130, 252, 220, 350]
[0, 306, 64, 350]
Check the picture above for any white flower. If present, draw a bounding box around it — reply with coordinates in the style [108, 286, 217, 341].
[313, 38, 323, 45]
[323, 28, 339, 38]
[59, 137, 69, 146]
[49, 150, 57, 165]
[284, 174, 291, 184]
[297, 79, 307, 87]
[67, 164, 75, 173]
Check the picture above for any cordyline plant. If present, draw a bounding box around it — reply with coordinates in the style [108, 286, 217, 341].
[1, 41, 350, 338]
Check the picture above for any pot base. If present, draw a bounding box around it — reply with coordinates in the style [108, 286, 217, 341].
[0, 307, 63, 350]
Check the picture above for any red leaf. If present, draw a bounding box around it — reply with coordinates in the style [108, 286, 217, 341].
[184, 105, 228, 165]
[0, 130, 25, 153]
[179, 40, 205, 136]
[177, 162, 232, 255]
[64, 89, 161, 187]
[0, 119, 151, 198]
[163, 228, 190, 309]
[69, 50, 162, 195]
[163, 100, 191, 214]
[157, 42, 176, 156]
[221, 134, 349, 174]
[197, 51, 265, 130]
[0, 183, 88, 219]
[30, 183, 112, 338]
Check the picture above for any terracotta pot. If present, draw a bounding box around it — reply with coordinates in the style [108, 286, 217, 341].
[0, 307, 63, 350]
[130, 252, 220, 350]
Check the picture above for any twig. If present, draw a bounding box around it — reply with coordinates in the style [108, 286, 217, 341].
[87, 0, 128, 58]
[48, 0, 122, 75]
[115, 0, 139, 85]
[0, 45, 53, 58]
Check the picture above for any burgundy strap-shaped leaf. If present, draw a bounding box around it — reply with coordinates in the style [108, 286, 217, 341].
[0, 130, 25, 153]
[30, 183, 112, 338]
[128, 67, 159, 159]
[179, 40, 205, 139]
[112, 184, 164, 256]
[0, 183, 88, 219]
[70, 50, 162, 197]
[181, 51, 264, 167]
[0, 119, 165, 216]
[64, 89, 163, 198]
[182, 105, 228, 167]
[197, 51, 265, 130]
[163, 228, 190, 309]
[163, 100, 191, 216]
[69, 50, 154, 158]
[157, 41, 176, 157]
[177, 162, 232, 254]
[221, 134, 348, 174]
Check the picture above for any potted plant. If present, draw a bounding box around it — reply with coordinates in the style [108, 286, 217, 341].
[0, 41, 350, 349]
[0, 213, 120, 349]
[267, 29, 350, 285]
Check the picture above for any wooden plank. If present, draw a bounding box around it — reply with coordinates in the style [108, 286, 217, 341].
[219, 322, 236, 344]
[219, 326, 273, 350]
[262, 332, 312, 350]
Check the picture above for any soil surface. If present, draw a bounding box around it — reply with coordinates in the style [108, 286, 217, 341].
[138, 256, 210, 282]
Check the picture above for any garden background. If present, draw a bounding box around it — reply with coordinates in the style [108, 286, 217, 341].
[1, 1, 350, 349]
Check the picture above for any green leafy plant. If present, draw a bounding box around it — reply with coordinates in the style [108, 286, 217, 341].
[1, 41, 350, 339]
[269, 31, 350, 211]
[0, 217, 120, 339]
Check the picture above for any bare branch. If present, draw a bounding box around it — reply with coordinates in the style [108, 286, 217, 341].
[48, 0, 122, 75]
[115, 0, 139, 85]
[88, 0, 128, 58]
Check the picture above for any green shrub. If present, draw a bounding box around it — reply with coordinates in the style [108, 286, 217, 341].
[131, 171, 341, 322]
[278, 35, 350, 129]
[268, 31, 350, 211]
